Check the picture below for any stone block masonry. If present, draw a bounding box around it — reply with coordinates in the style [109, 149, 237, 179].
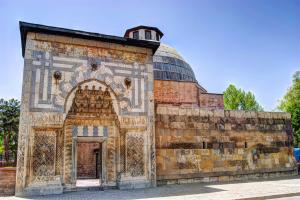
[199, 93, 224, 109]
[155, 105, 297, 184]
[154, 80, 224, 109]
[0, 167, 16, 196]
[154, 80, 199, 105]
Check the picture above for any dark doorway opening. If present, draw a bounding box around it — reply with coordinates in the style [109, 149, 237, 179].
[95, 146, 102, 179]
[76, 141, 102, 188]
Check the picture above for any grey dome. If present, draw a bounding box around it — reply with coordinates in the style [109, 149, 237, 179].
[153, 44, 197, 83]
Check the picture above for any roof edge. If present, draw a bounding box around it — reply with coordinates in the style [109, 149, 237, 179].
[19, 21, 160, 57]
[201, 92, 223, 96]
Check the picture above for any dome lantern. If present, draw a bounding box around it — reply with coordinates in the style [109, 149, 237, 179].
[124, 25, 163, 42]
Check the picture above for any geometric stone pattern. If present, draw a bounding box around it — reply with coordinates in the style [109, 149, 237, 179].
[31, 130, 56, 184]
[27, 49, 149, 115]
[155, 105, 297, 182]
[55, 130, 63, 176]
[126, 134, 145, 177]
[72, 125, 108, 137]
[106, 132, 117, 184]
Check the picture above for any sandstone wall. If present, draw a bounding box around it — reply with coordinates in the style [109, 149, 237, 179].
[0, 168, 16, 196]
[199, 93, 224, 109]
[155, 105, 297, 184]
[154, 80, 199, 105]
[154, 80, 224, 109]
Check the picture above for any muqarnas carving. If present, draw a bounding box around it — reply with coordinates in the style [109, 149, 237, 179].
[69, 85, 114, 117]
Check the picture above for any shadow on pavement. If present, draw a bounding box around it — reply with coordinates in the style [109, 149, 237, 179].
[25, 183, 225, 200]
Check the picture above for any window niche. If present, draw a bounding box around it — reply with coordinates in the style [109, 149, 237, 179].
[145, 30, 151, 40]
[133, 31, 139, 39]
[156, 32, 160, 41]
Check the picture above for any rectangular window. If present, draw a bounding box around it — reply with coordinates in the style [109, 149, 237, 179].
[145, 30, 151, 40]
[156, 33, 160, 41]
[133, 31, 139, 39]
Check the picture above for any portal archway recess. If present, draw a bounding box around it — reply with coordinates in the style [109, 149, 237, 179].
[62, 80, 122, 188]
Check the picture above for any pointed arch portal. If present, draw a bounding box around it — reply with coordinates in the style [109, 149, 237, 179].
[63, 80, 121, 189]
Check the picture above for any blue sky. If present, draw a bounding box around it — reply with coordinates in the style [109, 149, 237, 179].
[0, 0, 299, 111]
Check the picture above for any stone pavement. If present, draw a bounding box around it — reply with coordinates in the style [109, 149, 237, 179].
[3, 177, 300, 200]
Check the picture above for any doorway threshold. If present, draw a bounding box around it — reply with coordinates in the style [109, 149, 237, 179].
[76, 179, 103, 191]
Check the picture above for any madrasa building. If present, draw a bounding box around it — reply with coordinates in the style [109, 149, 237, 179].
[16, 21, 297, 196]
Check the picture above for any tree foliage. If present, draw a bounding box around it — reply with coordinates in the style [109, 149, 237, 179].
[224, 84, 263, 111]
[0, 98, 20, 165]
[279, 71, 300, 147]
[0, 137, 3, 154]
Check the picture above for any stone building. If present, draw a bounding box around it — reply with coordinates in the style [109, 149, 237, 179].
[16, 22, 297, 196]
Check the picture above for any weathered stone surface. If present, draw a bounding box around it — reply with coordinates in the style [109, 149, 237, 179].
[154, 81, 224, 109]
[199, 93, 224, 109]
[154, 80, 199, 105]
[0, 168, 16, 196]
[155, 105, 297, 182]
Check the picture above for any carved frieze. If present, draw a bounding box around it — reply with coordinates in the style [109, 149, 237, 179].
[68, 85, 115, 117]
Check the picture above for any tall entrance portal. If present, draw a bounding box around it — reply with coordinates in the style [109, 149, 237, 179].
[64, 82, 120, 190]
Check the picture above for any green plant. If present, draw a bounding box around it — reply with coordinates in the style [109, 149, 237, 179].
[0, 98, 20, 165]
[223, 84, 263, 111]
[279, 71, 300, 146]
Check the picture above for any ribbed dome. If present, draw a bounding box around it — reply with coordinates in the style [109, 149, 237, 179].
[153, 44, 197, 83]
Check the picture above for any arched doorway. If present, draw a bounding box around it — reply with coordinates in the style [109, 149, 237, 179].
[63, 81, 120, 189]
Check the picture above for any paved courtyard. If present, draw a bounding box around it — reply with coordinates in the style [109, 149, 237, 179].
[4, 177, 300, 200]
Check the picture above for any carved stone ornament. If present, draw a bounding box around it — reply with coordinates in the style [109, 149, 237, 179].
[124, 78, 131, 89]
[68, 85, 114, 117]
[53, 71, 62, 84]
[91, 63, 98, 71]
